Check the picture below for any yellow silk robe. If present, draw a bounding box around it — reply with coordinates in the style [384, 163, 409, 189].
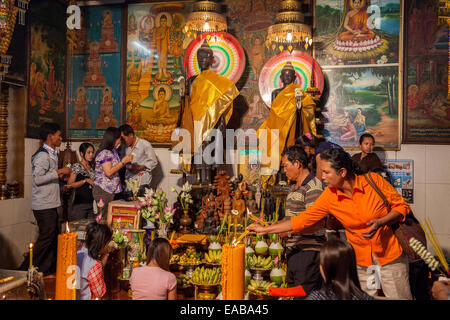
[179, 69, 239, 165]
[257, 83, 316, 173]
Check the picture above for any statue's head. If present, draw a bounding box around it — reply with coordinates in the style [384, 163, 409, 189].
[280, 61, 296, 86]
[197, 39, 214, 71]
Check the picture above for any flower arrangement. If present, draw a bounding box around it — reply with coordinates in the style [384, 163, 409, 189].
[136, 188, 175, 224]
[126, 177, 140, 198]
[171, 182, 193, 211]
[109, 228, 129, 250]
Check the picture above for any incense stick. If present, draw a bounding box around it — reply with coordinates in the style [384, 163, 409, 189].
[426, 218, 449, 271]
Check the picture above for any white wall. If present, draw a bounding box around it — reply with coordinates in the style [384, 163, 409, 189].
[1, 140, 449, 268]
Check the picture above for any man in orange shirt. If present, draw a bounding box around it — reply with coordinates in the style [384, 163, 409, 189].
[248, 148, 413, 300]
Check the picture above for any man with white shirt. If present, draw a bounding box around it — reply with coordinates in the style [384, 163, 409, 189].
[23, 123, 71, 275]
[119, 124, 158, 196]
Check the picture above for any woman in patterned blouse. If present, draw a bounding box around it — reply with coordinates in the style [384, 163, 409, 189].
[67, 143, 96, 221]
[93, 127, 133, 221]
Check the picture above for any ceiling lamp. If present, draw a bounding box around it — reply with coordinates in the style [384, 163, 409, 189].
[266, 0, 312, 52]
[184, 0, 227, 37]
[0, 0, 29, 81]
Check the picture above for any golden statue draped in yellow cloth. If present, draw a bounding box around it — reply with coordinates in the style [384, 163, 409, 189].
[257, 62, 317, 177]
[177, 40, 239, 178]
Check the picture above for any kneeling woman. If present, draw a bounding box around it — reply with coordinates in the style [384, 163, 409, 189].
[130, 238, 177, 300]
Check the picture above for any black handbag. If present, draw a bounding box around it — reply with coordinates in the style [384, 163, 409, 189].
[363, 173, 426, 261]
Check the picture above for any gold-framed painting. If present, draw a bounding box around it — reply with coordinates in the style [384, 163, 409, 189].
[125, 1, 194, 146]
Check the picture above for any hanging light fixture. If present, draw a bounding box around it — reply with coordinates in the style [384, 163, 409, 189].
[184, 0, 227, 37]
[266, 0, 312, 53]
[0, 0, 29, 81]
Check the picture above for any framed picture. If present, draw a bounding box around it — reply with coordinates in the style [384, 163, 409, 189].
[402, 0, 450, 144]
[124, 1, 194, 146]
[66, 5, 123, 140]
[107, 201, 141, 229]
[238, 149, 261, 186]
[315, 0, 402, 150]
[26, 0, 67, 138]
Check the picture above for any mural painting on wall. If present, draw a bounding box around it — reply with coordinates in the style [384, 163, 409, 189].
[403, 0, 450, 144]
[315, 0, 401, 149]
[224, 0, 278, 130]
[67, 6, 122, 139]
[126, 2, 193, 144]
[27, 1, 66, 138]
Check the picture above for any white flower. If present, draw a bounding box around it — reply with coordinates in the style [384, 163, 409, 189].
[182, 182, 192, 193]
[144, 187, 155, 199]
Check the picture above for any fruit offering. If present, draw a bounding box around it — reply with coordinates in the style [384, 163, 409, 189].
[204, 250, 222, 264]
[255, 236, 268, 255]
[176, 274, 191, 288]
[190, 266, 221, 285]
[169, 254, 180, 265]
[247, 280, 276, 295]
[247, 255, 273, 269]
[179, 252, 202, 265]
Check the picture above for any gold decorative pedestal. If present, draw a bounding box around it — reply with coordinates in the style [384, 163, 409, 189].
[195, 284, 219, 300]
[180, 209, 192, 234]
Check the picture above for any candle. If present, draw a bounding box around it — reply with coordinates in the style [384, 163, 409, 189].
[221, 244, 245, 300]
[170, 231, 175, 242]
[55, 222, 77, 300]
[72, 280, 76, 300]
[260, 198, 265, 216]
[29, 242, 34, 269]
[233, 216, 237, 239]
[151, 230, 155, 241]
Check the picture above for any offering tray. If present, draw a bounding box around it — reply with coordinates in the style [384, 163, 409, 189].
[250, 268, 270, 281]
[178, 262, 203, 278]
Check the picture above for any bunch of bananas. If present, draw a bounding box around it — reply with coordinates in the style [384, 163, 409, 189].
[204, 250, 222, 264]
[247, 280, 276, 295]
[179, 252, 202, 265]
[190, 266, 221, 285]
[169, 254, 180, 265]
[247, 255, 272, 269]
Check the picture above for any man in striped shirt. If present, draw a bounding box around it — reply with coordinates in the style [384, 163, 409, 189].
[280, 145, 325, 296]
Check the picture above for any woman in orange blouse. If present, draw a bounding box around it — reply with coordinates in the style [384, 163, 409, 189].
[248, 148, 413, 300]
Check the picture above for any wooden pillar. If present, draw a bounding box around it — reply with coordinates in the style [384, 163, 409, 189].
[0, 83, 8, 186]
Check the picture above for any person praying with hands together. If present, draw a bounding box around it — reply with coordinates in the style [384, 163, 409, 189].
[93, 127, 133, 221]
[248, 148, 413, 300]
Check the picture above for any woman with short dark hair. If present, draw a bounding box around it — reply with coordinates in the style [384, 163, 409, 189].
[93, 127, 133, 221]
[130, 238, 177, 300]
[307, 239, 374, 300]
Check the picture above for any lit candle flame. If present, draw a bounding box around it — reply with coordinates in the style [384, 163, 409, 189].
[65, 222, 70, 233]
[29, 242, 33, 249]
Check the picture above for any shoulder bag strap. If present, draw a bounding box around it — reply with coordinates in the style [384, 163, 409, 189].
[363, 173, 391, 212]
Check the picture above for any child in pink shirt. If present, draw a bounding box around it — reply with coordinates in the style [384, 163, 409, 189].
[130, 238, 177, 300]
